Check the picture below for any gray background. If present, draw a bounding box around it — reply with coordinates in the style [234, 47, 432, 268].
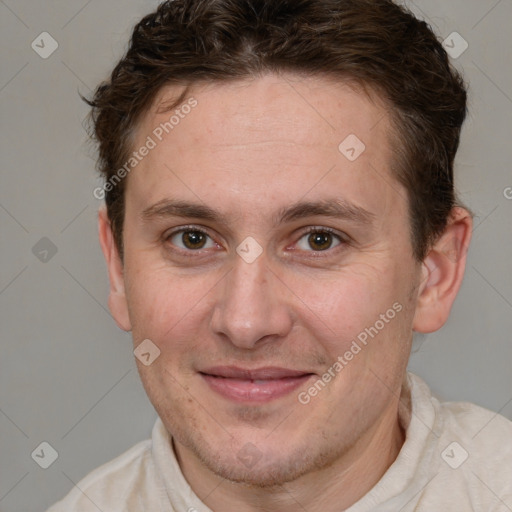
[0, 1, 511, 510]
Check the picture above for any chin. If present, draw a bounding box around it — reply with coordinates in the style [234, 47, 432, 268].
[190, 436, 340, 488]
[205, 455, 312, 488]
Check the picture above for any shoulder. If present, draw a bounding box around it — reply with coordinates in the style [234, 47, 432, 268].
[46, 438, 158, 512]
[438, 395, 512, 459]
[440, 399, 512, 509]
[408, 373, 512, 509]
[407, 372, 512, 449]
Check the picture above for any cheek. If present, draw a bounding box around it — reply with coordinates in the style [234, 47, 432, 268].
[292, 263, 410, 355]
[123, 262, 219, 345]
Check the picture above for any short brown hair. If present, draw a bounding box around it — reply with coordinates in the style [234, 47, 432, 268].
[87, 0, 467, 261]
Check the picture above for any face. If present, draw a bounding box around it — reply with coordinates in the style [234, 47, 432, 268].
[114, 74, 423, 486]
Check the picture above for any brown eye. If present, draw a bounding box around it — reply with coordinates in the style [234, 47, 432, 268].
[182, 231, 206, 249]
[297, 229, 342, 252]
[168, 229, 215, 251]
[309, 232, 333, 251]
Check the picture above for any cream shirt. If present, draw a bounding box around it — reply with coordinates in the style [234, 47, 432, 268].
[47, 373, 512, 511]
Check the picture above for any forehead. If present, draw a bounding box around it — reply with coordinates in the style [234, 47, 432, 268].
[127, 73, 404, 226]
[144, 74, 390, 146]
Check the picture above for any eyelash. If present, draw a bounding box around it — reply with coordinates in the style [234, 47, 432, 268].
[164, 225, 348, 257]
[294, 226, 345, 254]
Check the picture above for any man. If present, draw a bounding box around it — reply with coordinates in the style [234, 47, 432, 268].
[48, 0, 512, 510]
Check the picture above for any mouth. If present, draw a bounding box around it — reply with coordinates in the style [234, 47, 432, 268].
[199, 366, 315, 403]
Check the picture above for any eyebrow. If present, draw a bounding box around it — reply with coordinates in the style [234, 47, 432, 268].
[141, 198, 375, 226]
[277, 199, 375, 225]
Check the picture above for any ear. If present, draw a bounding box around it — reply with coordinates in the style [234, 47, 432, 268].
[413, 207, 473, 333]
[98, 207, 132, 331]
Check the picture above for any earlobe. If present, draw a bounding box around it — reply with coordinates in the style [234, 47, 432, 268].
[98, 207, 132, 331]
[413, 207, 473, 333]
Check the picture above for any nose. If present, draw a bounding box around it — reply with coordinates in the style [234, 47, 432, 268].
[210, 251, 294, 350]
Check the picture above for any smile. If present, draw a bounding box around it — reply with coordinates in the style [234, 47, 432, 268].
[199, 366, 315, 403]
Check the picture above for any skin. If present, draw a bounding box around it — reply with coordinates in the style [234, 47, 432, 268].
[99, 73, 472, 511]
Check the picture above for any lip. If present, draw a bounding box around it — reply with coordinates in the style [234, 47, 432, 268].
[200, 366, 314, 403]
